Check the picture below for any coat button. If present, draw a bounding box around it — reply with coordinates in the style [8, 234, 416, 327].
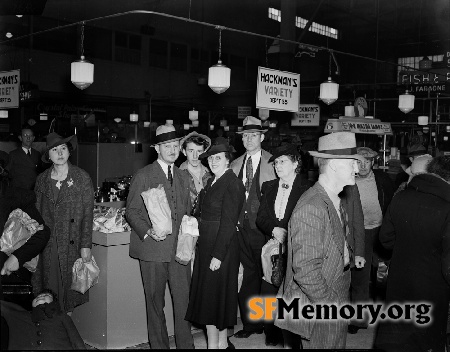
[35, 322, 40, 327]
[70, 240, 75, 245]
[70, 219, 75, 223]
[37, 331, 42, 336]
[37, 340, 42, 346]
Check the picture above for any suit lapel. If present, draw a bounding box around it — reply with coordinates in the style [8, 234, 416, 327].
[283, 175, 306, 223]
[264, 180, 279, 221]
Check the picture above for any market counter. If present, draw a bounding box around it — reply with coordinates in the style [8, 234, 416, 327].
[71, 230, 175, 349]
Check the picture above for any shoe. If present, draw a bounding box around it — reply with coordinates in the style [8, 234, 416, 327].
[265, 335, 280, 346]
[347, 325, 364, 334]
[226, 338, 235, 349]
[233, 329, 264, 338]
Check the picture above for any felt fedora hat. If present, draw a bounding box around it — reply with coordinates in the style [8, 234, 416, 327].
[42, 132, 78, 163]
[199, 140, 234, 159]
[151, 124, 181, 146]
[213, 137, 236, 153]
[309, 132, 366, 162]
[180, 131, 211, 151]
[236, 116, 268, 134]
[269, 143, 300, 162]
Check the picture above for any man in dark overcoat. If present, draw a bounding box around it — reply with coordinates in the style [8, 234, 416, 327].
[126, 123, 194, 349]
[230, 116, 276, 338]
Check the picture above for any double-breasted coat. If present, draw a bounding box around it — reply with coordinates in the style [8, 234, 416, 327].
[32, 163, 94, 312]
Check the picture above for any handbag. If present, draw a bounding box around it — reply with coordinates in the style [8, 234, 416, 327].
[270, 242, 286, 287]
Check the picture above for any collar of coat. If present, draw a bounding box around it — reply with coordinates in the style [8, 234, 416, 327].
[38, 162, 80, 203]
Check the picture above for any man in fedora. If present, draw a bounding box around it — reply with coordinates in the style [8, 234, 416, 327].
[275, 132, 364, 348]
[179, 131, 212, 210]
[6, 124, 43, 190]
[230, 116, 276, 338]
[126, 123, 194, 349]
[348, 147, 395, 334]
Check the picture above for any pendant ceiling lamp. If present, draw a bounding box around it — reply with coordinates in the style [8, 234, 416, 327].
[71, 22, 94, 90]
[208, 28, 231, 94]
[130, 112, 138, 122]
[418, 115, 428, 126]
[189, 108, 198, 121]
[319, 52, 339, 105]
[398, 90, 415, 114]
[0, 110, 8, 118]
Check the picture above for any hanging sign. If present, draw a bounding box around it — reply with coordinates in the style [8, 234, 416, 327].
[256, 67, 300, 112]
[238, 106, 251, 119]
[291, 104, 320, 126]
[324, 118, 392, 135]
[0, 69, 20, 109]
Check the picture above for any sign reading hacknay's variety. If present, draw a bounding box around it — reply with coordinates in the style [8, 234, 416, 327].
[0, 69, 20, 109]
[256, 67, 300, 112]
[292, 104, 320, 126]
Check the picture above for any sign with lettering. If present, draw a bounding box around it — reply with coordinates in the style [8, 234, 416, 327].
[0, 69, 20, 108]
[238, 106, 252, 119]
[256, 67, 300, 112]
[292, 104, 320, 126]
[324, 118, 392, 135]
[399, 68, 450, 85]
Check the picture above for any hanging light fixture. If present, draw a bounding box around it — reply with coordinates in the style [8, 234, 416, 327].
[418, 116, 428, 125]
[0, 110, 8, 118]
[258, 108, 270, 121]
[398, 90, 415, 114]
[130, 112, 138, 122]
[319, 52, 339, 105]
[446, 126, 450, 133]
[208, 27, 231, 94]
[210, 125, 215, 131]
[114, 117, 121, 123]
[184, 124, 190, 130]
[189, 108, 198, 121]
[71, 22, 94, 90]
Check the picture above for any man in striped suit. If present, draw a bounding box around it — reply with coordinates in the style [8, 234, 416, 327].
[275, 132, 365, 349]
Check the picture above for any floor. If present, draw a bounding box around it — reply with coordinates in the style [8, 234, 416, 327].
[86, 318, 376, 349]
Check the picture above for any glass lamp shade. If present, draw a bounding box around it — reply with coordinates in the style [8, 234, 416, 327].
[71, 56, 94, 90]
[319, 77, 339, 105]
[183, 124, 190, 130]
[259, 108, 270, 120]
[418, 115, 428, 126]
[114, 118, 121, 123]
[220, 119, 227, 127]
[210, 125, 215, 130]
[189, 109, 198, 121]
[130, 112, 138, 122]
[344, 104, 355, 117]
[446, 126, 450, 133]
[444, 136, 449, 141]
[192, 120, 199, 127]
[0, 110, 8, 118]
[208, 60, 231, 94]
[398, 92, 415, 114]
[224, 126, 230, 131]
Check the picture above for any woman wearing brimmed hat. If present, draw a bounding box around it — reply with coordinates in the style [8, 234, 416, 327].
[255, 143, 311, 347]
[185, 141, 246, 349]
[32, 132, 94, 313]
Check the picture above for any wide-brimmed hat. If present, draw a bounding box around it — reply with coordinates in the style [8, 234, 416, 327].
[357, 147, 378, 160]
[151, 124, 181, 146]
[236, 116, 268, 134]
[213, 137, 236, 153]
[199, 141, 234, 159]
[309, 132, 366, 162]
[180, 131, 211, 151]
[269, 143, 300, 163]
[42, 132, 77, 163]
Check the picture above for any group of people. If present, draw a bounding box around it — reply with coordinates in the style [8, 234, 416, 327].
[2, 115, 450, 351]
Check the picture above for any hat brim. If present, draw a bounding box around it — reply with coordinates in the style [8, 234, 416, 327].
[309, 151, 366, 162]
[236, 128, 268, 134]
[151, 137, 182, 147]
[180, 132, 211, 151]
[42, 135, 78, 163]
[199, 145, 233, 159]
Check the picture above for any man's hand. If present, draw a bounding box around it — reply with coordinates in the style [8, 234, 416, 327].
[354, 256, 366, 269]
[148, 228, 167, 242]
[272, 227, 287, 243]
[209, 257, 222, 271]
[1, 255, 19, 275]
[81, 248, 92, 263]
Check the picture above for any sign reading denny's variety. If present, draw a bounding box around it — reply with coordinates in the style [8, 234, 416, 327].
[256, 67, 300, 112]
[324, 118, 392, 135]
[0, 69, 20, 109]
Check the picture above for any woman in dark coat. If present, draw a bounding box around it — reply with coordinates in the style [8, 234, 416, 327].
[374, 156, 450, 352]
[256, 143, 310, 347]
[185, 142, 245, 349]
[32, 133, 94, 313]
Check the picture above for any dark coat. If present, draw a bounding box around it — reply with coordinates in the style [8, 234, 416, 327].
[341, 185, 365, 261]
[186, 169, 245, 330]
[256, 174, 310, 241]
[6, 147, 42, 190]
[375, 174, 450, 352]
[32, 163, 94, 312]
[373, 169, 395, 215]
[126, 161, 191, 262]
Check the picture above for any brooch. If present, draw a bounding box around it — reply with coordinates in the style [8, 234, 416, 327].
[67, 178, 74, 187]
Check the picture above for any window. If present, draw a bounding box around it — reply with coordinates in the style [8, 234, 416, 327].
[170, 43, 187, 71]
[268, 8, 281, 22]
[149, 38, 168, 69]
[397, 55, 444, 78]
[114, 31, 141, 65]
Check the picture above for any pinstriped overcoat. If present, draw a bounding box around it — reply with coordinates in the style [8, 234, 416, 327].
[32, 163, 94, 312]
[275, 182, 350, 348]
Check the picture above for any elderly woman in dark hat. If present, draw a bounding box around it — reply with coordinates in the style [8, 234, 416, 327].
[185, 141, 246, 349]
[255, 143, 311, 346]
[32, 132, 94, 313]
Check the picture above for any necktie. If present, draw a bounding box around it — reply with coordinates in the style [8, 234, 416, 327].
[27, 150, 32, 158]
[245, 155, 253, 193]
[168, 165, 173, 186]
[339, 201, 349, 240]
